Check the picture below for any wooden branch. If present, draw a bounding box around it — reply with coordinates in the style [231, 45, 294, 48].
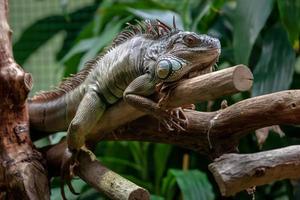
[98, 90, 300, 155]
[208, 145, 300, 196]
[76, 152, 150, 200]
[42, 62, 300, 197]
[32, 64, 253, 140]
[0, 0, 49, 199]
[44, 142, 150, 200]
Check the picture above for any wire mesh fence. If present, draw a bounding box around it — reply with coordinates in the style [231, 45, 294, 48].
[10, 0, 94, 95]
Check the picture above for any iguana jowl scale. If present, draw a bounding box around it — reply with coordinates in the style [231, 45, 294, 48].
[28, 19, 220, 197]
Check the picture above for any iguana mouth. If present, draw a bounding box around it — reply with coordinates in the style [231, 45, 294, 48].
[187, 57, 218, 79]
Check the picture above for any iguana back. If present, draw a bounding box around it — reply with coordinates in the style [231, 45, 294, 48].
[29, 20, 177, 132]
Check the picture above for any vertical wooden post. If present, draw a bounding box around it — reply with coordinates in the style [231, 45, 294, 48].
[0, 0, 49, 199]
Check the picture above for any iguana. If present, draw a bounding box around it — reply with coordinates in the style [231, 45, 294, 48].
[28, 19, 220, 198]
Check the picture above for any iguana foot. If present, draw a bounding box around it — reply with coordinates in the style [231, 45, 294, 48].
[60, 148, 80, 200]
[157, 107, 188, 132]
[157, 82, 179, 109]
[60, 146, 97, 200]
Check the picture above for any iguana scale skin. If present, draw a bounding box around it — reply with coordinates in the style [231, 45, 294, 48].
[28, 19, 220, 198]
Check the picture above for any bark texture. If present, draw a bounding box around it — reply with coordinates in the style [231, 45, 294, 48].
[209, 145, 300, 196]
[45, 141, 150, 200]
[0, 0, 49, 199]
[45, 89, 300, 197]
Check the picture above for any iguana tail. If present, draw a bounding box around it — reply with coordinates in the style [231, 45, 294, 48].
[28, 59, 98, 132]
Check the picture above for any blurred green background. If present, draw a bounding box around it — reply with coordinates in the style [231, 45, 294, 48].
[10, 0, 300, 199]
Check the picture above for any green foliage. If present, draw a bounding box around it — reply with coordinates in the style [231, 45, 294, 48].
[277, 0, 300, 45]
[252, 24, 296, 96]
[161, 169, 214, 200]
[233, 0, 274, 65]
[15, 0, 300, 199]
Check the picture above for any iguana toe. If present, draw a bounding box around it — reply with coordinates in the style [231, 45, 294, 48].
[60, 148, 80, 200]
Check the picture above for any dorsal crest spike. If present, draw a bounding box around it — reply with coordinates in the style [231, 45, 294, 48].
[172, 16, 177, 30]
[31, 19, 180, 102]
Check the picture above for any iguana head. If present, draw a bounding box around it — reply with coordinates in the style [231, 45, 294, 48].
[155, 31, 221, 82]
[111, 19, 220, 82]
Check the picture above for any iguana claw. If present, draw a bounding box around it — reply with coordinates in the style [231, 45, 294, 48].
[60, 148, 80, 200]
[157, 82, 179, 109]
[158, 107, 188, 132]
[60, 146, 97, 200]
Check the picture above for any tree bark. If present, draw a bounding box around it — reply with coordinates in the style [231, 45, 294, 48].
[208, 145, 300, 196]
[101, 90, 300, 155]
[45, 141, 150, 200]
[0, 0, 49, 199]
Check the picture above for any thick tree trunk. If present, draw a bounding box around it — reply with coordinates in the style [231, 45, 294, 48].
[0, 0, 49, 199]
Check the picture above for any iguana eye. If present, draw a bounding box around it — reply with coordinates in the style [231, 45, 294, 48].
[183, 35, 198, 46]
[157, 60, 172, 79]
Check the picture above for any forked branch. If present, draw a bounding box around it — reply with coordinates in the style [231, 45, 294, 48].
[44, 65, 253, 199]
[44, 63, 300, 198]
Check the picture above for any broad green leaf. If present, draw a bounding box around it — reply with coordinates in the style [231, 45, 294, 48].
[180, 0, 192, 30]
[56, 4, 99, 60]
[13, 4, 98, 65]
[170, 169, 214, 200]
[50, 178, 87, 200]
[33, 137, 50, 148]
[62, 16, 128, 75]
[60, 37, 100, 63]
[128, 142, 149, 180]
[252, 25, 296, 96]
[122, 174, 153, 191]
[100, 156, 142, 172]
[49, 132, 67, 145]
[191, 0, 212, 31]
[77, 16, 131, 70]
[277, 0, 300, 45]
[233, 0, 273, 65]
[78, 188, 105, 200]
[161, 171, 177, 200]
[127, 8, 184, 30]
[13, 16, 64, 65]
[151, 195, 165, 200]
[154, 144, 172, 194]
[295, 56, 300, 74]
[162, 169, 214, 200]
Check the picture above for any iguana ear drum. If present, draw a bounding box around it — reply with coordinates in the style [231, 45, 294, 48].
[157, 59, 172, 79]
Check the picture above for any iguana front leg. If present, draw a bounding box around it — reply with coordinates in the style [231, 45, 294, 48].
[61, 88, 105, 199]
[124, 74, 186, 131]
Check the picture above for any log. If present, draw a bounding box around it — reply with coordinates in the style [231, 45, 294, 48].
[76, 152, 150, 200]
[45, 142, 150, 200]
[208, 145, 300, 196]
